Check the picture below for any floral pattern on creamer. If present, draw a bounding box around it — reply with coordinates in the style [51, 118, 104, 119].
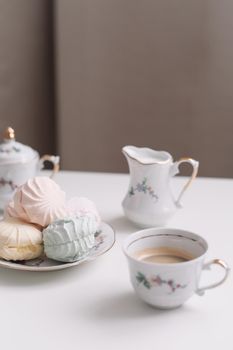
[136, 272, 187, 293]
[129, 177, 158, 202]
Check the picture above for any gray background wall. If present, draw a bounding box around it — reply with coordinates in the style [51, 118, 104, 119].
[55, 0, 233, 177]
[1, 0, 233, 177]
[0, 0, 55, 154]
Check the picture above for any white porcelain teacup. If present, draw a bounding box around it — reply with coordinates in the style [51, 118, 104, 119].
[123, 228, 230, 309]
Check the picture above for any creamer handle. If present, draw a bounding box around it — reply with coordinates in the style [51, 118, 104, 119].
[172, 158, 199, 207]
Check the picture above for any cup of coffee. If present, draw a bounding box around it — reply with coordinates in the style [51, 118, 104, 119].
[123, 228, 230, 309]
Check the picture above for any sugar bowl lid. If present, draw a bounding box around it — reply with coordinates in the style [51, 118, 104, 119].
[0, 127, 38, 164]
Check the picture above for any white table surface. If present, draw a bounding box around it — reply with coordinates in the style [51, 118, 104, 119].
[0, 171, 232, 350]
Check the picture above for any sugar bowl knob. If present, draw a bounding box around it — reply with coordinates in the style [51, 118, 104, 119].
[3, 127, 15, 140]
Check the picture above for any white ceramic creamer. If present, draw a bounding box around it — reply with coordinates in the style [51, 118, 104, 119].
[122, 146, 199, 227]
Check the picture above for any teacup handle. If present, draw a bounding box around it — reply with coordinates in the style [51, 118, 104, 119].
[196, 259, 230, 296]
[39, 155, 60, 178]
[172, 157, 199, 207]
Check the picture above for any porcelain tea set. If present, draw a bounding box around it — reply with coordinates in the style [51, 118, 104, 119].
[0, 127, 229, 309]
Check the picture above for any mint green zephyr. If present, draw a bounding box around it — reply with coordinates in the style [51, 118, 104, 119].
[43, 216, 98, 262]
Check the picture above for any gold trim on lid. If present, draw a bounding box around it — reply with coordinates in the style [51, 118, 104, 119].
[4, 127, 15, 140]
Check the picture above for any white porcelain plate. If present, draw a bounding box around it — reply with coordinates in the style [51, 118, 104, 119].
[0, 222, 115, 272]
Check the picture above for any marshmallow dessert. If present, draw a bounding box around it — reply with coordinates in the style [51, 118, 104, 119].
[7, 176, 67, 227]
[0, 218, 43, 261]
[43, 215, 98, 262]
[66, 197, 101, 224]
[3, 175, 103, 265]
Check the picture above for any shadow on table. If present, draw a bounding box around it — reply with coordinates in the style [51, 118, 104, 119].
[86, 291, 188, 320]
[107, 216, 138, 235]
[0, 261, 93, 288]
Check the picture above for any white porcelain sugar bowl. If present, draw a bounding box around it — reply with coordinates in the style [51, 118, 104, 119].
[0, 127, 60, 210]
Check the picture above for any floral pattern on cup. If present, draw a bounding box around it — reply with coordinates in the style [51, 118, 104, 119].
[136, 271, 187, 293]
[129, 178, 158, 202]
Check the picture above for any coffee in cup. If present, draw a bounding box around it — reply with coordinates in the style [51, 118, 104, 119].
[133, 247, 194, 264]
